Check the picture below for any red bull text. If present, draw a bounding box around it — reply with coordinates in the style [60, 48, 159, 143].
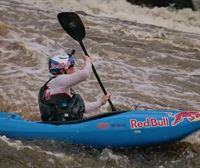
[130, 117, 169, 129]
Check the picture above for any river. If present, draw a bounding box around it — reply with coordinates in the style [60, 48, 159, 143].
[0, 0, 200, 167]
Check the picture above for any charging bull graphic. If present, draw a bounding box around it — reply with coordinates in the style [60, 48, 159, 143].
[171, 111, 200, 126]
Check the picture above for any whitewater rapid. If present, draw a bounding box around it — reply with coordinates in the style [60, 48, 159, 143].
[0, 0, 200, 168]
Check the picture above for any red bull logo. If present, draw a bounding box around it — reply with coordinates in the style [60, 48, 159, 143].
[171, 111, 200, 126]
[130, 117, 169, 129]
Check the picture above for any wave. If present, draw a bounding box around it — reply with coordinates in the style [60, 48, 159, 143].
[127, 0, 195, 10]
[11, 0, 200, 34]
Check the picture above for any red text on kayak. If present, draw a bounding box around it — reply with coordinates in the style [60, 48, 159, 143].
[130, 118, 169, 129]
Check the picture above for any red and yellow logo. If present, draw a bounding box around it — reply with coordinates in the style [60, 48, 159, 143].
[171, 111, 200, 126]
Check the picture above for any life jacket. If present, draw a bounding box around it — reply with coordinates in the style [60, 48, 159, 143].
[38, 77, 85, 121]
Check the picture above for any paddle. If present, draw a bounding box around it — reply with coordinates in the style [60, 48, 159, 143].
[57, 12, 116, 112]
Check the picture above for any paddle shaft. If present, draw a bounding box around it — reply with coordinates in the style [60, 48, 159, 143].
[79, 41, 116, 111]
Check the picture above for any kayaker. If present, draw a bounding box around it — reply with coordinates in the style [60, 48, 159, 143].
[38, 50, 111, 121]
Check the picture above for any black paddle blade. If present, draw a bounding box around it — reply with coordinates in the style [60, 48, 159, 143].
[57, 12, 85, 42]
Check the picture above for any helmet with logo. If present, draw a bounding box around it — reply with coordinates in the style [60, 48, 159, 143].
[49, 50, 75, 75]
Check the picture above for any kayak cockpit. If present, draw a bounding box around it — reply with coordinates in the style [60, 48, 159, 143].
[38, 110, 128, 125]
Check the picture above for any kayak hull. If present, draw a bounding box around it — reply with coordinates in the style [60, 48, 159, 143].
[0, 110, 200, 147]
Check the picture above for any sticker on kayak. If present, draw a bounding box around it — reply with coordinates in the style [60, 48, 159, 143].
[170, 111, 200, 126]
[96, 122, 109, 129]
[130, 117, 169, 129]
[96, 123, 126, 129]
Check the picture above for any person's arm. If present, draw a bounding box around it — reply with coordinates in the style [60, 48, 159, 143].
[84, 99, 102, 113]
[51, 57, 92, 88]
[84, 93, 112, 113]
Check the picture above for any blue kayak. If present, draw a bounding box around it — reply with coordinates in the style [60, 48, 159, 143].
[0, 110, 200, 147]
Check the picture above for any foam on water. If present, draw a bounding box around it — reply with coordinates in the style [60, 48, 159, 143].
[15, 0, 200, 34]
[0, 136, 33, 150]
